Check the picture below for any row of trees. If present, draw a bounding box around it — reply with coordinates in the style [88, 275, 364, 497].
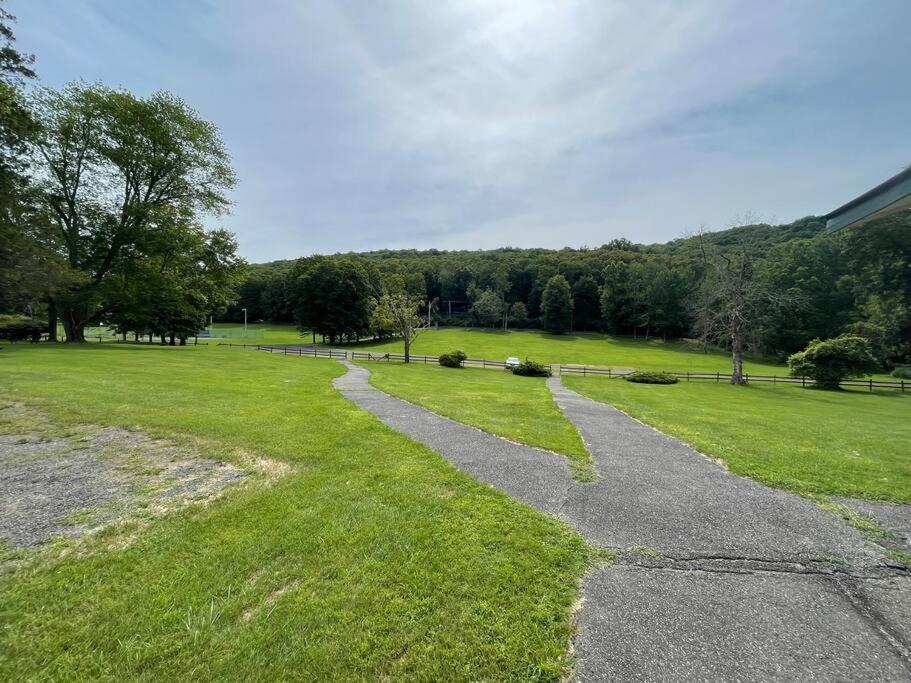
[0, 5, 243, 343]
[232, 214, 910, 373]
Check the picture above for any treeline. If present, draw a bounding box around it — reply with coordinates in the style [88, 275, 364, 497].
[231, 214, 911, 366]
[0, 5, 243, 343]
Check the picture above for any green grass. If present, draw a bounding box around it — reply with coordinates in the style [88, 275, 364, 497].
[362, 361, 592, 479]
[564, 376, 911, 502]
[332, 327, 790, 374]
[0, 344, 591, 680]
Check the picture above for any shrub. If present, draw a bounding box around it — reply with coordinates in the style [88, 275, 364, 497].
[788, 335, 878, 389]
[0, 315, 45, 342]
[891, 365, 911, 379]
[624, 371, 679, 385]
[438, 350, 467, 368]
[511, 358, 551, 377]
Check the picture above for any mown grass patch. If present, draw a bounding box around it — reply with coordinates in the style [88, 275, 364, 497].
[333, 327, 787, 374]
[362, 361, 593, 479]
[564, 376, 911, 502]
[0, 344, 589, 680]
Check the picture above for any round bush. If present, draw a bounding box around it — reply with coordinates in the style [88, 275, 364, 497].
[511, 358, 551, 377]
[438, 350, 467, 368]
[891, 365, 911, 379]
[624, 371, 679, 384]
[788, 335, 878, 389]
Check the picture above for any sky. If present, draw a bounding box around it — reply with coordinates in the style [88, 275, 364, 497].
[11, 0, 911, 262]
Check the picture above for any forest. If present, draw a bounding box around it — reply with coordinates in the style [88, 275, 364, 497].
[227, 214, 910, 366]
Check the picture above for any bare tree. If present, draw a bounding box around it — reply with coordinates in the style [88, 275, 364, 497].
[692, 220, 783, 385]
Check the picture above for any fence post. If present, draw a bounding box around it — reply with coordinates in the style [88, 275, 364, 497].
[482, 359, 486, 368]
[802, 376, 806, 388]
[716, 372, 719, 383]
[869, 378, 873, 393]
[902, 380, 905, 393]
[608, 368, 612, 378]
[583, 366, 587, 376]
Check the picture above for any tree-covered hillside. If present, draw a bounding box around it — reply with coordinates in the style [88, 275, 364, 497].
[229, 214, 909, 365]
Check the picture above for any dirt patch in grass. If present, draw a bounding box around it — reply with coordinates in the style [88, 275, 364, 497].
[0, 402, 248, 549]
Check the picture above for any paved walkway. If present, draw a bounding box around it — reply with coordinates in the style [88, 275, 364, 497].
[334, 361, 911, 680]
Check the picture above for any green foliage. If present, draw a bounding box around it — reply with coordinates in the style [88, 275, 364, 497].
[624, 371, 679, 384]
[28, 82, 237, 341]
[788, 335, 879, 389]
[470, 288, 504, 327]
[370, 292, 424, 360]
[541, 275, 572, 334]
[233, 214, 910, 369]
[438, 350, 467, 367]
[890, 365, 911, 379]
[290, 257, 378, 343]
[508, 301, 528, 326]
[571, 275, 601, 330]
[511, 358, 551, 377]
[0, 314, 43, 340]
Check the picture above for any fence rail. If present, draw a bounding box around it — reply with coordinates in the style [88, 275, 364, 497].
[559, 366, 906, 391]
[215, 344, 908, 392]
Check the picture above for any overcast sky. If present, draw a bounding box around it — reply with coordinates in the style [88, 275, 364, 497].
[12, 0, 911, 261]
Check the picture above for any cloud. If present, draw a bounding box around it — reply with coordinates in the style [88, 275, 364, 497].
[11, 0, 911, 260]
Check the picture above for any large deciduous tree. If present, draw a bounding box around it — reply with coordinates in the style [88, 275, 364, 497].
[470, 288, 505, 327]
[291, 257, 377, 344]
[30, 83, 236, 341]
[572, 274, 601, 331]
[541, 274, 572, 334]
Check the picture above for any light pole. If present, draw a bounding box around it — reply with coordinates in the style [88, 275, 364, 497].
[242, 308, 247, 338]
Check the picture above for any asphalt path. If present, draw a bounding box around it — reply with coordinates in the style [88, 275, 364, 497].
[334, 360, 911, 680]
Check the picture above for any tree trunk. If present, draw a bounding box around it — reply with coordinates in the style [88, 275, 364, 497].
[160, 335, 167, 345]
[61, 317, 85, 343]
[179, 336, 187, 346]
[47, 300, 58, 342]
[731, 334, 746, 385]
[404, 329, 411, 363]
[148, 333, 153, 343]
[169, 333, 176, 346]
[58, 301, 86, 343]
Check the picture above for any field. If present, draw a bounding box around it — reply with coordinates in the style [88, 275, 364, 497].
[362, 361, 592, 478]
[332, 327, 790, 374]
[0, 344, 590, 680]
[3, 329, 907, 677]
[564, 376, 911, 502]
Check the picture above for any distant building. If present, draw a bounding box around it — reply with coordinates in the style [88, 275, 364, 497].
[826, 166, 911, 232]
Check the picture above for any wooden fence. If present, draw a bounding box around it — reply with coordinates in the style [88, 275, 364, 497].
[215, 344, 908, 392]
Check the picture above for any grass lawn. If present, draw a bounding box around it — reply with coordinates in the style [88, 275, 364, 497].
[564, 376, 911, 502]
[362, 361, 592, 479]
[0, 344, 591, 680]
[331, 327, 790, 374]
